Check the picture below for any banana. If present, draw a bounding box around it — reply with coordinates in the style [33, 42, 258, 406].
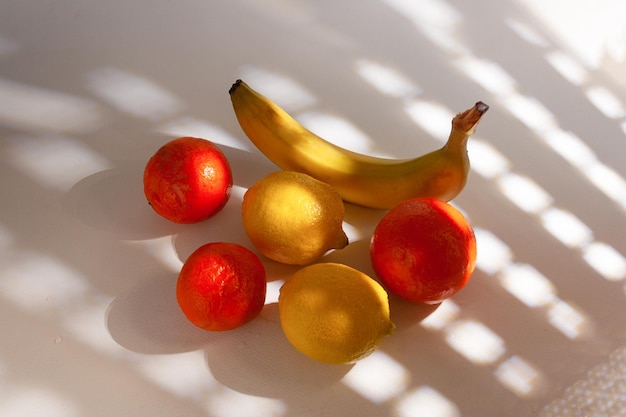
[229, 79, 488, 209]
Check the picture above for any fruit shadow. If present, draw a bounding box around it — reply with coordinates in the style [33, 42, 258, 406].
[63, 142, 276, 241]
[63, 162, 180, 240]
[203, 302, 352, 399]
[106, 270, 217, 354]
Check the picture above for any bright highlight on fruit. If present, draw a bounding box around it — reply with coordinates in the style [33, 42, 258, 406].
[229, 79, 488, 209]
[176, 242, 266, 331]
[143, 136, 233, 224]
[279, 263, 395, 364]
[241, 171, 348, 265]
[370, 197, 477, 304]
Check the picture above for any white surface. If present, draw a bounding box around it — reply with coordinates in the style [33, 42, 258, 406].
[1, 1, 626, 416]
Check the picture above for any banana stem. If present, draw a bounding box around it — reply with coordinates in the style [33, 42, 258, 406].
[229, 79, 243, 95]
[452, 101, 489, 136]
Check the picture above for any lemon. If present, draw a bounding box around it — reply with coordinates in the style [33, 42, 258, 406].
[242, 171, 348, 265]
[279, 263, 395, 364]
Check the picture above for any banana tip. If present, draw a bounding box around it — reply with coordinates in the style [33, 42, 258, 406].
[475, 101, 489, 114]
[453, 101, 489, 132]
[229, 79, 243, 95]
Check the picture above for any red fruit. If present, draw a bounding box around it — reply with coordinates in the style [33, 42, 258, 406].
[143, 137, 232, 224]
[176, 242, 267, 331]
[370, 198, 476, 304]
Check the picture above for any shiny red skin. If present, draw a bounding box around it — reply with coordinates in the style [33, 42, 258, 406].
[143, 137, 232, 224]
[370, 198, 476, 304]
[176, 242, 267, 331]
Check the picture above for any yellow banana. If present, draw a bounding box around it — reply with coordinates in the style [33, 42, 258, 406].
[229, 79, 488, 209]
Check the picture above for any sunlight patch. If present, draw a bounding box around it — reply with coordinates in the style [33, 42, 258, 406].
[585, 85, 625, 118]
[495, 355, 544, 397]
[539, 128, 597, 166]
[0, 77, 106, 133]
[540, 208, 593, 248]
[444, 320, 505, 365]
[206, 388, 286, 417]
[341, 221, 362, 244]
[396, 385, 460, 417]
[421, 299, 460, 330]
[85, 67, 183, 121]
[505, 19, 549, 47]
[467, 139, 511, 179]
[404, 100, 453, 141]
[238, 66, 316, 111]
[4, 134, 111, 191]
[0, 386, 79, 417]
[355, 59, 419, 98]
[474, 228, 513, 275]
[581, 163, 626, 206]
[343, 350, 409, 403]
[582, 241, 626, 281]
[265, 280, 284, 305]
[545, 51, 588, 85]
[0, 252, 88, 312]
[158, 116, 253, 151]
[497, 173, 553, 214]
[547, 299, 590, 340]
[499, 263, 556, 308]
[382, 0, 464, 53]
[136, 352, 217, 398]
[501, 94, 556, 132]
[454, 56, 516, 96]
[383, 0, 461, 29]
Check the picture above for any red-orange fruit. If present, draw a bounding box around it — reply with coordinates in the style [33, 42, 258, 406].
[143, 136, 232, 224]
[176, 242, 267, 331]
[370, 197, 476, 304]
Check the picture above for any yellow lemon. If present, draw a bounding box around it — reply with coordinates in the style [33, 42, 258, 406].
[242, 171, 348, 265]
[279, 263, 395, 364]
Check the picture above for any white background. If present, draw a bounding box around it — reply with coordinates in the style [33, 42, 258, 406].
[1, 0, 626, 416]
